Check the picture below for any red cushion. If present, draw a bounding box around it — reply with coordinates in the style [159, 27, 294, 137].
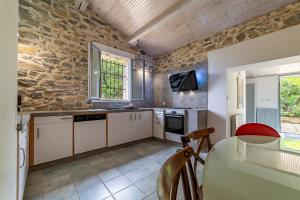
[235, 123, 280, 137]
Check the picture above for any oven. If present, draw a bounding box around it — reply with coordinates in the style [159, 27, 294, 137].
[165, 109, 186, 143]
[165, 113, 185, 135]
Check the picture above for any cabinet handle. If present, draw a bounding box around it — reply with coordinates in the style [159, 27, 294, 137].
[37, 128, 40, 139]
[19, 148, 25, 168]
[60, 117, 72, 120]
[134, 113, 137, 121]
[129, 113, 132, 121]
[139, 113, 141, 120]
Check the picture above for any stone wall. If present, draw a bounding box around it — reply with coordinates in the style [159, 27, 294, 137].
[155, 1, 300, 73]
[18, 0, 152, 111]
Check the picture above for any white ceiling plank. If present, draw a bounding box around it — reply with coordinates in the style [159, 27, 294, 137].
[128, 0, 196, 44]
[88, 0, 298, 57]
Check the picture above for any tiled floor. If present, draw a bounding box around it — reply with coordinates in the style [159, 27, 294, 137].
[24, 140, 180, 200]
[281, 122, 300, 135]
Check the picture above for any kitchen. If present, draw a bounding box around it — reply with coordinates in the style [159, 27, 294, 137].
[16, 1, 209, 199]
[2, 0, 300, 200]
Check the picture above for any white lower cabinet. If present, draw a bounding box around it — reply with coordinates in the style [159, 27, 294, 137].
[33, 111, 153, 165]
[108, 112, 133, 147]
[18, 130, 29, 200]
[132, 111, 153, 140]
[108, 111, 153, 146]
[34, 116, 73, 165]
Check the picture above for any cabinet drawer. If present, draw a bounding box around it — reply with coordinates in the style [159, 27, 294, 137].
[34, 115, 73, 125]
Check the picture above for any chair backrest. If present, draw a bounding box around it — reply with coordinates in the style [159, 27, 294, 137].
[157, 147, 200, 200]
[235, 123, 280, 137]
[181, 128, 215, 165]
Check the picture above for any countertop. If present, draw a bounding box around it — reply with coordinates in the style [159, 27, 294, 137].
[26, 108, 154, 117]
[22, 107, 208, 117]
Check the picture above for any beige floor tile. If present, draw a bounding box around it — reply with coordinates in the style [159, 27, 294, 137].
[74, 175, 102, 193]
[124, 167, 151, 183]
[144, 192, 159, 200]
[98, 168, 122, 182]
[104, 175, 132, 194]
[135, 173, 157, 195]
[77, 183, 110, 200]
[113, 185, 145, 200]
[24, 140, 177, 200]
[44, 183, 77, 200]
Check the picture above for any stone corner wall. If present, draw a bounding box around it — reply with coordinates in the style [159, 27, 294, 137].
[154, 1, 300, 74]
[18, 0, 146, 111]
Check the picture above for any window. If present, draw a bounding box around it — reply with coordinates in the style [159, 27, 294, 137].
[100, 52, 130, 100]
[88, 42, 145, 101]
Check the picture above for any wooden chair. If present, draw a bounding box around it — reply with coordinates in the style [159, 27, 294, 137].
[157, 147, 201, 200]
[181, 128, 215, 175]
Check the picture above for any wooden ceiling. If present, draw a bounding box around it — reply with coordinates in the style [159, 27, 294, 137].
[88, 0, 297, 57]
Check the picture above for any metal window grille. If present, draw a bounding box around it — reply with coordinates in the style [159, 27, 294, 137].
[100, 58, 127, 100]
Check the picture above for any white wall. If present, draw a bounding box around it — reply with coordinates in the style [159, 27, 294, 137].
[208, 24, 300, 143]
[0, 1, 18, 199]
[247, 76, 279, 109]
[227, 71, 246, 123]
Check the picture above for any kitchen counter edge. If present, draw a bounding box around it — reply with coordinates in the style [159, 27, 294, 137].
[27, 108, 154, 117]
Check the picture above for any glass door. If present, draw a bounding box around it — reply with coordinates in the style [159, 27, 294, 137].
[280, 75, 300, 135]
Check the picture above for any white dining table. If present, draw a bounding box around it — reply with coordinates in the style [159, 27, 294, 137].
[202, 136, 300, 200]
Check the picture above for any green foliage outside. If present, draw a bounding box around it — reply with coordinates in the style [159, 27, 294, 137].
[100, 58, 126, 100]
[281, 138, 300, 153]
[280, 76, 300, 117]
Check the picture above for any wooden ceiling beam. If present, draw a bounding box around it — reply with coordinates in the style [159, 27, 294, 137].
[128, 0, 194, 45]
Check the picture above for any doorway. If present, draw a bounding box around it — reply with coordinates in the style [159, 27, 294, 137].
[246, 83, 256, 123]
[280, 75, 300, 135]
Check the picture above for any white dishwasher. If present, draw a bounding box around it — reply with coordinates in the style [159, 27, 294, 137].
[74, 114, 107, 154]
[153, 110, 165, 140]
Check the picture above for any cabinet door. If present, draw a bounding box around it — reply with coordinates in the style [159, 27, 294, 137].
[153, 111, 164, 139]
[133, 111, 153, 140]
[141, 111, 153, 138]
[34, 121, 73, 165]
[108, 112, 132, 147]
[132, 112, 141, 141]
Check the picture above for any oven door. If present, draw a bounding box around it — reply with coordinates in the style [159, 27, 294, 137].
[165, 114, 184, 135]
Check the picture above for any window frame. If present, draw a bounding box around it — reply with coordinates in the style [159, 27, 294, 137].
[131, 58, 145, 100]
[88, 42, 136, 102]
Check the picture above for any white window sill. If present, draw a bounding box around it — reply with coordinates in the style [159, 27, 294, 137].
[89, 98, 131, 103]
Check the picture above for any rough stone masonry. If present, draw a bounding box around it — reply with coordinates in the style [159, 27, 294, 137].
[155, 1, 300, 73]
[18, 0, 143, 111]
